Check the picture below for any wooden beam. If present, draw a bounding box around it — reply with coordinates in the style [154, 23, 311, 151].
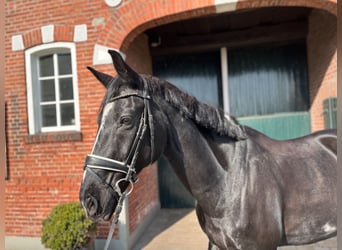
[150, 21, 308, 56]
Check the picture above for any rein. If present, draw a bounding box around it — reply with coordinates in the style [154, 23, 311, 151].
[83, 88, 154, 250]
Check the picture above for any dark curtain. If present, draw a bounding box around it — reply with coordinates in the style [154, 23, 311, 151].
[228, 43, 309, 117]
[153, 52, 222, 108]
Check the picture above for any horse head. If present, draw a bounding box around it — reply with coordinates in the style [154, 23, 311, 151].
[79, 50, 167, 221]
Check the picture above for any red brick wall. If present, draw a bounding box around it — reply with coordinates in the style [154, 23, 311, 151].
[307, 9, 337, 131]
[5, 0, 114, 238]
[4, 0, 162, 239]
[5, 0, 337, 242]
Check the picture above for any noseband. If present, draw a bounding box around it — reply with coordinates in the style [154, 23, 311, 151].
[83, 89, 154, 250]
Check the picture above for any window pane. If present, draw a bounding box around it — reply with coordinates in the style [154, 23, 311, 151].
[60, 103, 75, 125]
[41, 104, 57, 127]
[59, 78, 74, 100]
[58, 53, 72, 75]
[40, 79, 56, 102]
[39, 55, 54, 77]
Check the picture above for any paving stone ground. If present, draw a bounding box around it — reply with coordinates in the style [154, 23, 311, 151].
[132, 209, 337, 250]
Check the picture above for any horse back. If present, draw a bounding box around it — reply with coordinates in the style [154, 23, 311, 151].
[245, 127, 337, 245]
[246, 127, 336, 158]
[313, 128, 336, 156]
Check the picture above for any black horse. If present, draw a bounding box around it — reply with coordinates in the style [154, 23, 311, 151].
[79, 50, 337, 250]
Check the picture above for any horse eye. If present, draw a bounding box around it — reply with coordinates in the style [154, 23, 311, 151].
[120, 116, 131, 125]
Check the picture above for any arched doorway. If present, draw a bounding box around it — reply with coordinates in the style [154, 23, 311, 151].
[146, 6, 313, 208]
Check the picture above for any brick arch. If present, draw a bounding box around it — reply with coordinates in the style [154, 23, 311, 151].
[22, 25, 75, 49]
[97, 0, 336, 52]
[235, 0, 336, 15]
[97, 1, 215, 51]
[22, 28, 42, 49]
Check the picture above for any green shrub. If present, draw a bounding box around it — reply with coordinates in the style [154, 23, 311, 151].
[41, 202, 97, 250]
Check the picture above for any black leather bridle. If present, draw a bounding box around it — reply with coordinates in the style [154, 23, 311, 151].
[83, 88, 154, 250]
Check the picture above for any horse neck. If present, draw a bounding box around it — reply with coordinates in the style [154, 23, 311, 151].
[161, 104, 243, 210]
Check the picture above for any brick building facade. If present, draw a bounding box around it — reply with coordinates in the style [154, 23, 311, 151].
[5, 0, 336, 249]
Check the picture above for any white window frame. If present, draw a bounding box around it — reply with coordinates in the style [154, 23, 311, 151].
[25, 42, 81, 134]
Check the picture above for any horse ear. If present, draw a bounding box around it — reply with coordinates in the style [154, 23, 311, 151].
[87, 66, 113, 89]
[108, 50, 142, 89]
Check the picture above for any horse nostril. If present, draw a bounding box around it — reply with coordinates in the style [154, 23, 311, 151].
[86, 195, 98, 217]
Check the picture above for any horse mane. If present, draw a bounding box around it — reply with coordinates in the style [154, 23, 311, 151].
[144, 75, 247, 140]
[99, 74, 247, 140]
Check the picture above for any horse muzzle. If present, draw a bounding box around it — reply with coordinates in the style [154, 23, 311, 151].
[79, 179, 118, 222]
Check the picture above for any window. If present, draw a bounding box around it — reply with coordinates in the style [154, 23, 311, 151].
[25, 43, 80, 134]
